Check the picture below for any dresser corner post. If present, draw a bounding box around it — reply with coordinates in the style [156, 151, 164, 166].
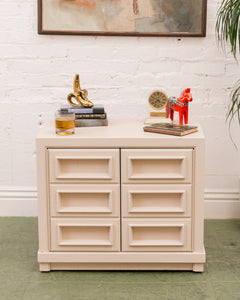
[193, 263, 204, 272]
[37, 141, 51, 255]
[192, 138, 205, 253]
[39, 263, 51, 272]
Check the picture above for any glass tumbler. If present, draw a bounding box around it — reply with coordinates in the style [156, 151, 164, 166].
[55, 110, 75, 136]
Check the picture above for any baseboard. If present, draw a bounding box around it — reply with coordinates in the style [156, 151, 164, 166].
[0, 188, 37, 216]
[0, 187, 239, 218]
[204, 189, 240, 219]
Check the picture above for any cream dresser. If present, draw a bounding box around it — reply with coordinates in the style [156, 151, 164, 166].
[37, 119, 205, 272]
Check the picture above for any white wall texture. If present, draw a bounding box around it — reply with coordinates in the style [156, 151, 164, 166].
[0, 0, 239, 218]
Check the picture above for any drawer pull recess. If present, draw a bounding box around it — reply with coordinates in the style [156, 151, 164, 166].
[58, 225, 113, 246]
[122, 219, 191, 252]
[51, 218, 120, 251]
[129, 156, 186, 179]
[56, 156, 112, 179]
[130, 225, 183, 247]
[57, 191, 112, 214]
[129, 191, 186, 213]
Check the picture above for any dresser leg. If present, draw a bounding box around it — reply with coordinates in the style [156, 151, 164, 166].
[39, 263, 51, 272]
[193, 263, 204, 272]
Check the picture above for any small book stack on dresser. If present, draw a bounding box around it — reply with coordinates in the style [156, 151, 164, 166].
[60, 104, 108, 127]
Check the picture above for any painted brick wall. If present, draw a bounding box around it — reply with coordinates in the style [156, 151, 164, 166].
[0, 0, 239, 217]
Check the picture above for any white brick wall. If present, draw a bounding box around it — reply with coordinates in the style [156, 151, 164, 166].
[0, 0, 239, 217]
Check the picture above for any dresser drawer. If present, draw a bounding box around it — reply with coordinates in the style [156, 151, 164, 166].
[51, 218, 120, 252]
[122, 184, 192, 218]
[50, 184, 120, 217]
[49, 149, 119, 183]
[122, 218, 191, 252]
[121, 149, 193, 183]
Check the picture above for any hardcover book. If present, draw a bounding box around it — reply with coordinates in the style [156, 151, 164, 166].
[75, 118, 108, 127]
[61, 104, 105, 114]
[143, 123, 198, 136]
[75, 113, 107, 119]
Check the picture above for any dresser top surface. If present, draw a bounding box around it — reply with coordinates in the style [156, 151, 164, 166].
[37, 119, 205, 148]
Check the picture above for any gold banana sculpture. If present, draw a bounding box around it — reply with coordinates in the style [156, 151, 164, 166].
[67, 74, 94, 107]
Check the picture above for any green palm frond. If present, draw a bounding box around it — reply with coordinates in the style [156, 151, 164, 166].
[216, 0, 240, 132]
[216, 0, 240, 58]
[227, 79, 240, 125]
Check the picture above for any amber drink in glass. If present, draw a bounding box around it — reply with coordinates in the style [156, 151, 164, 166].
[55, 110, 75, 135]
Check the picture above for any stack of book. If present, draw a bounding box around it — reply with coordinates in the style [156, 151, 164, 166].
[60, 104, 108, 127]
[143, 122, 198, 136]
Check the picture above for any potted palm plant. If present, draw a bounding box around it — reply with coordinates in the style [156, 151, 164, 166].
[216, 0, 240, 128]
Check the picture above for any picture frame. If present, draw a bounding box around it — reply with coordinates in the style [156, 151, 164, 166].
[38, 0, 207, 37]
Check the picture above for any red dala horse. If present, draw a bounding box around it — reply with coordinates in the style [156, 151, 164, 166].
[166, 88, 193, 125]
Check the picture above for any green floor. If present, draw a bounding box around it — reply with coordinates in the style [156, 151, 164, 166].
[0, 218, 240, 300]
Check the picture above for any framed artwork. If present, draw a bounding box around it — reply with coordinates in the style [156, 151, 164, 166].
[38, 0, 207, 37]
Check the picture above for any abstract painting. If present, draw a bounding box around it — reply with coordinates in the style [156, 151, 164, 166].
[38, 0, 207, 36]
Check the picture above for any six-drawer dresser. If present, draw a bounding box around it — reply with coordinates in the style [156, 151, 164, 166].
[36, 119, 206, 272]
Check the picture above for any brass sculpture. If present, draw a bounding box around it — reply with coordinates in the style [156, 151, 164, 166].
[67, 74, 94, 107]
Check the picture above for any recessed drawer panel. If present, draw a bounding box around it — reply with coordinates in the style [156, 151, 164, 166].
[49, 149, 119, 183]
[122, 218, 191, 252]
[50, 184, 120, 217]
[51, 218, 120, 252]
[122, 184, 192, 217]
[121, 149, 192, 183]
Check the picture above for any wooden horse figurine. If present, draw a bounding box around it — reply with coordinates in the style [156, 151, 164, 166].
[166, 88, 193, 125]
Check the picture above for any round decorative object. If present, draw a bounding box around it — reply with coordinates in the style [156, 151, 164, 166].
[148, 91, 168, 110]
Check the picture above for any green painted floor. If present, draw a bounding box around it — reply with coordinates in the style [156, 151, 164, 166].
[0, 218, 240, 300]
